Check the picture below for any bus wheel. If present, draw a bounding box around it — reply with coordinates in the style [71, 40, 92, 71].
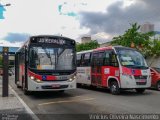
[110, 81, 120, 95]
[24, 89, 31, 95]
[77, 83, 81, 88]
[156, 81, 160, 91]
[16, 83, 21, 88]
[135, 88, 145, 93]
[22, 81, 31, 95]
[17, 85, 21, 88]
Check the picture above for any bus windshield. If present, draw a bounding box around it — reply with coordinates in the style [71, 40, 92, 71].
[116, 48, 148, 69]
[29, 46, 75, 70]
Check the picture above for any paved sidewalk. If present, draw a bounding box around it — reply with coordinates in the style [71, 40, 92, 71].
[0, 78, 34, 120]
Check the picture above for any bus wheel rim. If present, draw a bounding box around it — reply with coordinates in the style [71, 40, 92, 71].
[111, 85, 117, 92]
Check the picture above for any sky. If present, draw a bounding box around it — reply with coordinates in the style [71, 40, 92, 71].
[0, 0, 160, 47]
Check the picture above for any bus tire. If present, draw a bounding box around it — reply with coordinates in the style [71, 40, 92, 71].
[135, 88, 145, 93]
[90, 85, 96, 89]
[24, 89, 31, 95]
[110, 81, 120, 95]
[16, 82, 21, 88]
[16, 84, 21, 88]
[22, 79, 31, 95]
[77, 83, 81, 88]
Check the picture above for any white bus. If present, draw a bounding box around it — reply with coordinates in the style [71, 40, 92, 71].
[15, 35, 76, 95]
[77, 46, 151, 94]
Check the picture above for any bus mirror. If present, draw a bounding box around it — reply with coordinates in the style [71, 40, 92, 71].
[25, 48, 29, 62]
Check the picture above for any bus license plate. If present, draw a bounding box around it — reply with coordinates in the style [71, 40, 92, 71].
[138, 79, 146, 82]
[52, 84, 60, 88]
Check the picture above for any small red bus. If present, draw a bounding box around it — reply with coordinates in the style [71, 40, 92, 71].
[15, 35, 76, 95]
[77, 46, 151, 94]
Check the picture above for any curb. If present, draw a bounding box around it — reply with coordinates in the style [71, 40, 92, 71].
[9, 85, 40, 120]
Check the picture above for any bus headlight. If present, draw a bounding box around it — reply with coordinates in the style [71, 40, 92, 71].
[30, 76, 43, 83]
[122, 73, 133, 79]
[30, 76, 35, 80]
[68, 75, 76, 82]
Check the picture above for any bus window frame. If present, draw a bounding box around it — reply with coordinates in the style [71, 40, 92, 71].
[91, 52, 105, 66]
[77, 54, 82, 67]
[91, 50, 119, 67]
[28, 44, 76, 71]
[104, 50, 119, 67]
[83, 52, 91, 66]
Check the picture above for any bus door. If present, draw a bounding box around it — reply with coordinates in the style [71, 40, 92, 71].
[102, 50, 119, 87]
[77, 53, 92, 85]
[15, 53, 19, 84]
[91, 52, 104, 86]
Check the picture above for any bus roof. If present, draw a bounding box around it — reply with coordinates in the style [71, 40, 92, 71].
[77, 45, 137, 54]
[77, 49, 93, 54]
[93, 46, 113, 51]
[16, 35, 75, 53]
[30, 35, 75, 41]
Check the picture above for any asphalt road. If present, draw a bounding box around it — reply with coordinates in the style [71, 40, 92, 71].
[9, 75, 160, 120]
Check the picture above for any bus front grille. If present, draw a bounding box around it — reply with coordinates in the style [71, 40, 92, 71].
[134, 75, 147, 79]
[136, 82, 147, 85]
[41, 85, 68, 89]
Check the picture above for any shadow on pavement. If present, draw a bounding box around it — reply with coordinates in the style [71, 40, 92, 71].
[27, 90, 83, 100]
[77, 84, 153, 96]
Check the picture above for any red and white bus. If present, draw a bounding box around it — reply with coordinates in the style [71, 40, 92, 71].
[15, 35, 76, 95]
[77, 46, 151, 94]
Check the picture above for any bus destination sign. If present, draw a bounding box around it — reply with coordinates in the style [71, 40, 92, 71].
[37, 38, 66, 45]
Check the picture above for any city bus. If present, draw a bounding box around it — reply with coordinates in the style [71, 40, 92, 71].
[15, 35, 76, 95]
[76, 46, 151, 94]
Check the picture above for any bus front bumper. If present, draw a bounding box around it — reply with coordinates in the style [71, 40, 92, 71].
[120, 75, 151, 89]
[27, 78, 76, 91]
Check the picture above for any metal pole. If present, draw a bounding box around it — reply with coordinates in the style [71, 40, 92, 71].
[2, 47, 9, 97]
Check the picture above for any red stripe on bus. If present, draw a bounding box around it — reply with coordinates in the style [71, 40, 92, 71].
[122, 67, 142, 75]
[93, 46, 113, 51]
[46, 76, 57, 80]
[28, 70, 57, 80]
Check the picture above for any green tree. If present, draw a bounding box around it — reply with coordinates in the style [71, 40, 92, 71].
[149, 39, 160, 56]
[76, 40, 99, 52]
[111, 23, 156, 56]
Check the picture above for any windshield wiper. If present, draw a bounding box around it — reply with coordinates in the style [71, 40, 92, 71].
[124, 65, 148, 69]
[42, 47, 54, 68]
[135, 66, 148, 69]
[123, 65, 135, 68]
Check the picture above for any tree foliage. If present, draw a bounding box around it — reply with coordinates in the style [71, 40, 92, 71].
[76, 40, 100, 52]
[111, 23, 159, 56]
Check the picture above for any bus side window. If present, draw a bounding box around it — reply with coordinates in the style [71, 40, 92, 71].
[110, 52, 119, 67]
[91, 53, 98, 66]
[80, 54, 85, 66]
[92, 52, 104, 66]
[104, 52, 110, 66]
[83, 53, 91, 66]
[98, 52, 104, 66]
[77, 54, 81, 67]
[104, 51, 119, 67]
